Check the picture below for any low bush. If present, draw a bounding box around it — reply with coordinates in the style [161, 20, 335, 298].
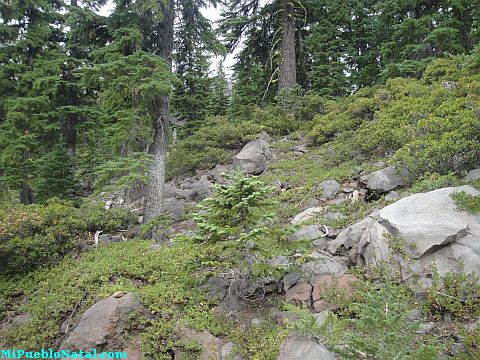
[168, 116, 263, 178]
[307, 52, 480, 177]
[0, 198, 135, 274]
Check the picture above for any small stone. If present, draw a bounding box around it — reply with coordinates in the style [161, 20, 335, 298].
[313, 300, 338, 313]
[285, 283, 313, 306]
[416, 322, 434, 334]
[271, 310, 300, 326]
[406, 309, 423, 322]
[385, 191, 400, 202]
[465, 169, 480, 181]
[251, 318, 263, 327]
[314, 311, 334, 326]
[283, 273, 300, 292]
[451, 343, 464, 356]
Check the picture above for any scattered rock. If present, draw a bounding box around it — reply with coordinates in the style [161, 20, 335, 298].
[323, 211, 345, 221]
[465, 168, 480, 181]
[282, 273, 300, 292]
[384, 191, 400, 202]
[451, 343, 465, 356]
[277, 333, 336, 360]
[200, 277, 230, 301]
[59, 292, 150, 354]
[185, 178, 213, 202]
[177, 327, 222, 360]
[416, 322, 434, 334]
[406, 309, 423, 322]
[233, 139, 272, 175]
[98, 233, 113, 243]
[221, 342, 243, 360]
[271, 309, 300, 326]
[364, 166, 409, 193]
[163, 198, 188, 220]
[301, 252, 348, 276]
[313, 300, 338, 313]
[251, 318, 263, 327]
[314, 311, 334, 326]
[285, 283, 313, 306]
[315, 179, 341, 200]
[291, 207, 322, 225]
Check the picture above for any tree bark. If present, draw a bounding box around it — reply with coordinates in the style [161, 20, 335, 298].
[143, 0, 175, 234]
[20, 182, 34, 205]
[278, 2, 297, 91]
[66, 0, 78, 158]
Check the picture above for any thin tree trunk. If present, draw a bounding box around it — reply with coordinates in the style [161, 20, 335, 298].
[20, 182, 34, 205]
[143, 0, 175, 238]
[278, 2, 297, 91]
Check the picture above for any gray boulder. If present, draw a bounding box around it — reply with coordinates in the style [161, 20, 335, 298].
[315, 179, 341, 200]
[289, 225, 325, 242]
[185, 177, 213, 202]
[163, 198, 188, 220]
[330, 186, 480, 279]
[364, 166, 408, 193]
[301, 252, 348, 276]
[233, 139, 272, 175]
[465, 169, 480, 181]
[277, 333, 336, 360]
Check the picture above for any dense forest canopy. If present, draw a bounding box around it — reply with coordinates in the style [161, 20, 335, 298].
[0, 0, 479, 208]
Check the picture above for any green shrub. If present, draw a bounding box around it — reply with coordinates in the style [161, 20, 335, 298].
[193, 171, 274, 245]
[410, 172, 463, 193]
[307, 53, 480, 176]
[0, 198, 136, 274]
[168, 116, 263, 178]
[424, 270, 480, 320]
[451, 191, 480, 214]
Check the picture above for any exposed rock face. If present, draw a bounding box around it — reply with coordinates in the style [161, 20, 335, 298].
[364, 166, 408, 193]
[59, 292, 150, 357]
[185, 177, 213, 202]
[233, 139, 272, 175]
[328, 186, 480, 279]
[277, 333, 336, 360]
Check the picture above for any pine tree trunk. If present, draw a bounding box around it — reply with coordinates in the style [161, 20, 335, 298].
[20, 182, 34, 205]
[278, 2, 297, 91]
[143, 0, 175, 238]
[66, 0, 78, 158]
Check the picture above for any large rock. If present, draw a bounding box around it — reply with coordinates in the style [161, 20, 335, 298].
[364, 166, 408, 193]
[277, 333, 336, 360]
[233, 139, 272, 175]
[60, 292, 150, 357]
[329, 186, 480, 279]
